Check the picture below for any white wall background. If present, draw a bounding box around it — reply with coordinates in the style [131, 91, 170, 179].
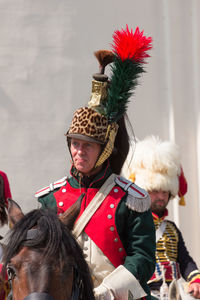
[0, 0, 200, 266]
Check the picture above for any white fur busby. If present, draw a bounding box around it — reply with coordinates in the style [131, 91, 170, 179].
[124, 136, 182, 197]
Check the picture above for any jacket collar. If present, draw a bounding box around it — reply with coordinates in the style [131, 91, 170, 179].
[69, 160, 112, 188]
[152, 209, 168, 225]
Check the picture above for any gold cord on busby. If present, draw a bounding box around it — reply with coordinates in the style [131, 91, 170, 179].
[67, 25, 152, 169]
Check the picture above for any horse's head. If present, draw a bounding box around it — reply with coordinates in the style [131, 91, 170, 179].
[3, 198, 95, 300]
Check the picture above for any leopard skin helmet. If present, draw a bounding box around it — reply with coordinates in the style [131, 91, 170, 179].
[67, 26, 152, 169]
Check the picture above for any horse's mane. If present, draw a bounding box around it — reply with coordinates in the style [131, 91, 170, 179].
[3, 208, 95, 299]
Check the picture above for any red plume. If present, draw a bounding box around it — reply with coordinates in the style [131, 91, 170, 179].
[178, 167, 188, 197]
[111, 25, 152, 62]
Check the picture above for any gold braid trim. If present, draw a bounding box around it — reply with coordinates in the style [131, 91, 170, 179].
[95, 123, 118, 168]
[188, 272, 200, 283]
[153, 219, 179, 262]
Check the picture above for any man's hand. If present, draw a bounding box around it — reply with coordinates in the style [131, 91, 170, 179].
[188, 282, 200, 299]
[94, 283, 114, 300]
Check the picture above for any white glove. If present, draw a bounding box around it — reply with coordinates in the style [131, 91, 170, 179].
[94, 283, 115, 300]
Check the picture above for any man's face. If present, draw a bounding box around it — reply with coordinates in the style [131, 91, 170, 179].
[70, 138, 101, 176]
[149, 190, 170, 215]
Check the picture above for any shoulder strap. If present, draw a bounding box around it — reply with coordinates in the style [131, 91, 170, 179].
[156, 221, 167, 242]
[115, 176, 150, 212]
[35, 177, 67, 198]
[72, 173, 117, 238]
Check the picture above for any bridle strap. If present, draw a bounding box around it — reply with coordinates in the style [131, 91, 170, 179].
[71, 264, 83, 300]
[23, 293, 55, 300]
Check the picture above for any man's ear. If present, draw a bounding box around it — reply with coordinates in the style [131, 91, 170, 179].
[7, 199, 24, 227]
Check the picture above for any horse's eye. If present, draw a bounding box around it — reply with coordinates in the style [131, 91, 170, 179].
[7, 265, 16, 280]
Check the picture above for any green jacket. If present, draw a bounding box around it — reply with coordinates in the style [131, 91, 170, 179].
[36, 163, 156, 299]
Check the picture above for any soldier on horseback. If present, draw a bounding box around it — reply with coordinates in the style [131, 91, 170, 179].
[35, 26, 156, 300]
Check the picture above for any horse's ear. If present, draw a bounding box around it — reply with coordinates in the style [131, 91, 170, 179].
[59, 193, 85, 230]
[8, 199, 24, 227]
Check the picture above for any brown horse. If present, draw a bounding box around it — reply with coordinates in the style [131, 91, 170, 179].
[2, 198, 95, 300]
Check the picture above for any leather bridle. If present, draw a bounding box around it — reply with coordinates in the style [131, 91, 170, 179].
[23, 293, 55, 300]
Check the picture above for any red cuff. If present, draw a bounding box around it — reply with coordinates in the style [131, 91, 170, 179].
[190, 279, 200, 284]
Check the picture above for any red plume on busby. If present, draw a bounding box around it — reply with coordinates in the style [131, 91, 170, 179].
[178, 167, 188, 205]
